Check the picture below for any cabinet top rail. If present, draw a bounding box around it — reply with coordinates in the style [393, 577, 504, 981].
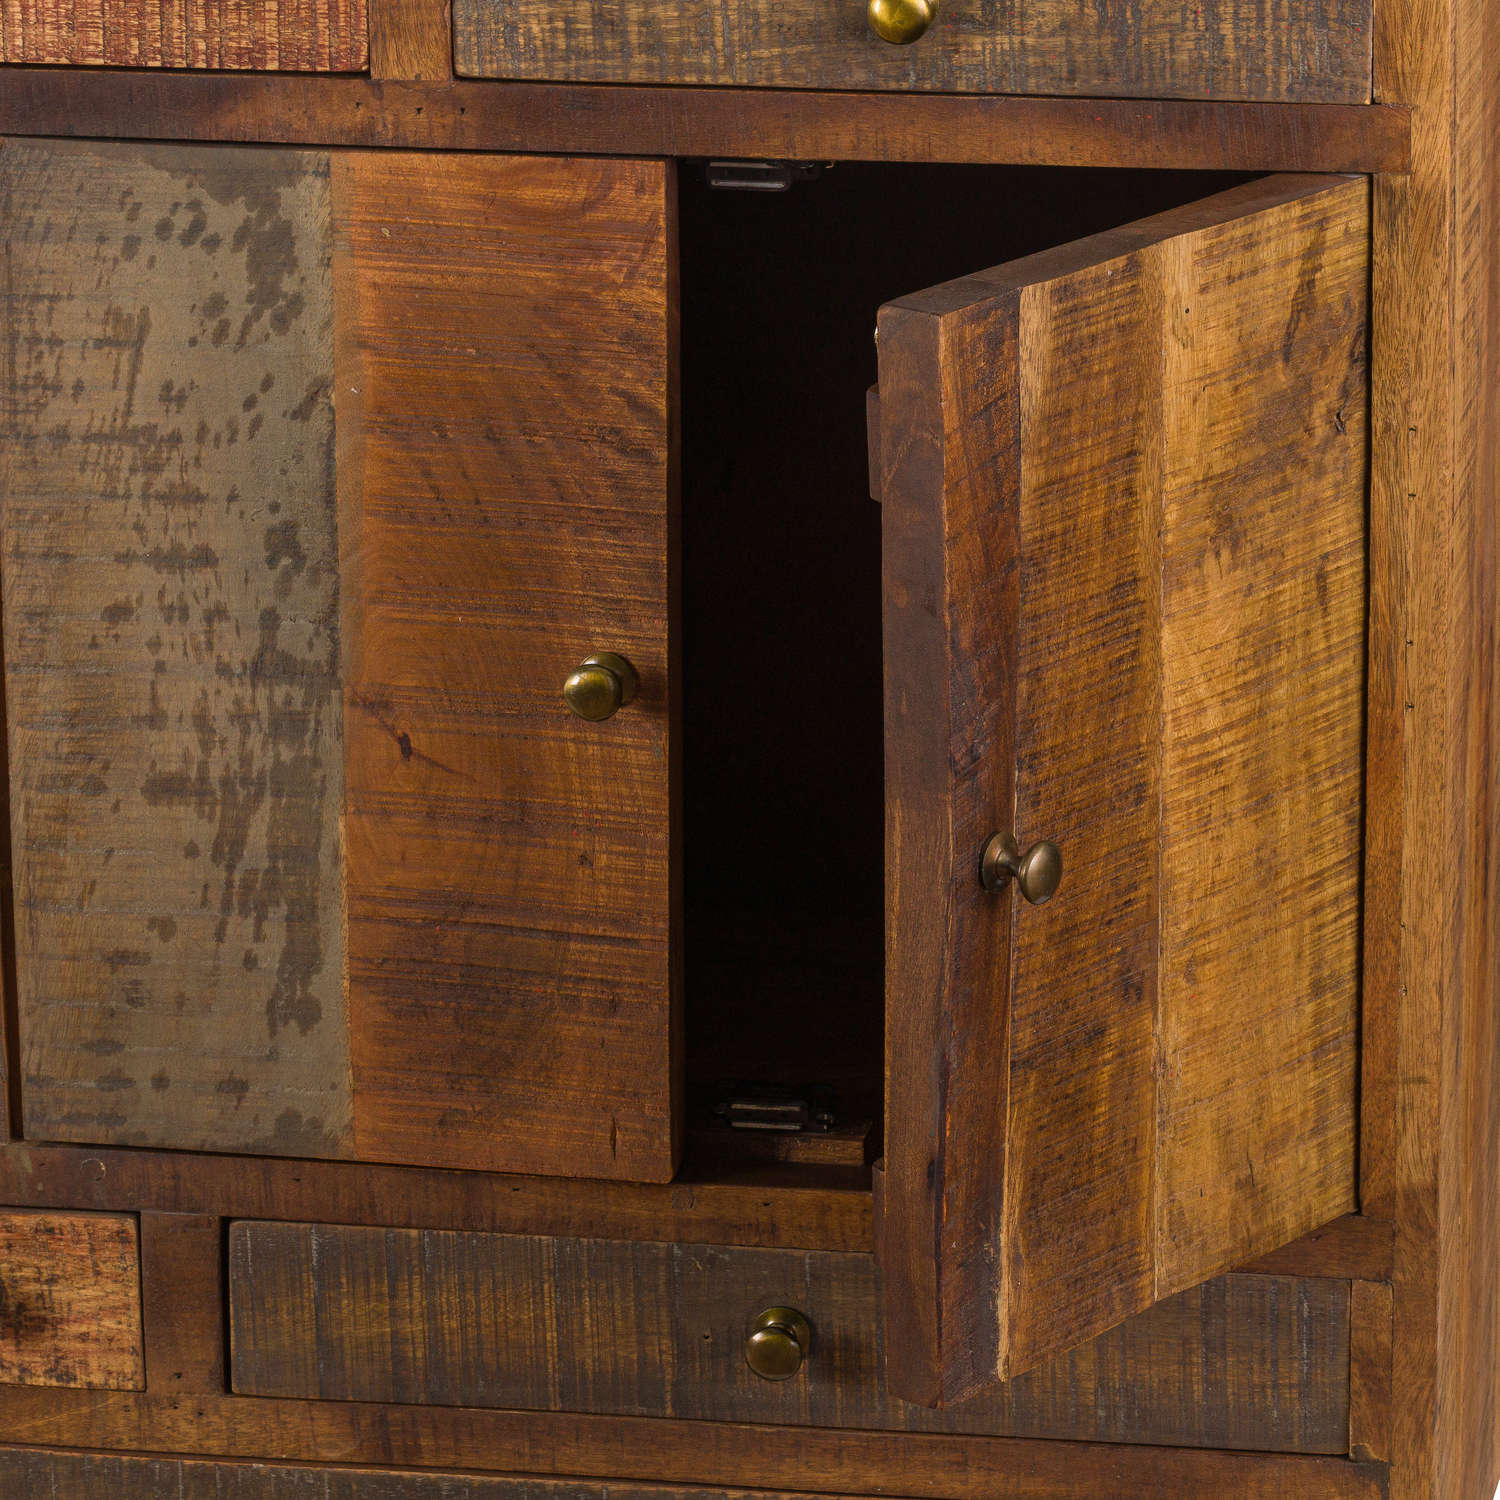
[0, 72, 1410, 173]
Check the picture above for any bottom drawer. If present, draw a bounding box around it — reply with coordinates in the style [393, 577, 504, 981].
[228, 1221, 1349, 1452]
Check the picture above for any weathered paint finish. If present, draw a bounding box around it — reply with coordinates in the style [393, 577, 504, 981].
[0, 138, 351, 1156]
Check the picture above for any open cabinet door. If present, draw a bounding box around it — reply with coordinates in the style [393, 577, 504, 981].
[873, 175, 1368, 1404]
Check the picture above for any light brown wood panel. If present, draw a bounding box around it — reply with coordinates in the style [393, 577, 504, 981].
[332, 151, 676, 1182]
[228, 1221, 1352, 1454]
[369, 0, 450, 77]
[453, 0, 1369, 103]
[0, 0, 367, 68]
[875, 175, 1367, 1402]
[0, 138, 352, 1159]
[0, 1209, 142, 1389]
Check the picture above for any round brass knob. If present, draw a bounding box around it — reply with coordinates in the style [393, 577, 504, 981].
[867, 0, 937, 44]
[744, 1306, 812, 1381]
[562, 652, 639, 722]
[980, 832, 1063, 905]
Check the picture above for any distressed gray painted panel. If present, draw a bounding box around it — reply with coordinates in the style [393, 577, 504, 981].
[0, 138, 351, 1156]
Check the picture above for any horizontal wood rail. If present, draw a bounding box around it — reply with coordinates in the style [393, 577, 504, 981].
[0, 1141, 1391, 1277]
[0, 1399, 1389, 1498]
[0, 71, 1410, 172]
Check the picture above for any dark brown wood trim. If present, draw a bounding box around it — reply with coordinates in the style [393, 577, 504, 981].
[0, 1142, 1391, 1275]
[139, 1214, 227, 1396]
[0, 72, 1410, 172]
[0, 1391, 1389, 1499]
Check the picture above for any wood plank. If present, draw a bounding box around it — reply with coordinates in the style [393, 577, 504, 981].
[1239, 1214, 1394, 1283]
[0, 1141, 872, 1249]
[1349, 1279, 1394, 1464]
[331, 151, 677, 1183]
[0, 0, 368, 68]
[876, 174, 1367, 1399]
[452, 0, 1370, 104]
[0, 74, 1412, 174]
[0, 1394, 1391, 1499]
[0, 138, 353, 1159]
[0, 1209, 142, 1389]
[228, 1221, 1352, 1454]
[0, 1451, 907, 1500]
[139, 1212, 225, 1393]
[369, 0, 450, 78]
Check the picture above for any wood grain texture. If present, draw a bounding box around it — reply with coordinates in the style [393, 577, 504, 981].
[0, 138, 352, 1159]
[332, 151, 677, 1182]
[0, 0, 367, 68]
[0, 1451, 902, 1500]
[875, 174, 1367, 1400]
[0, 1209, 142, 1389]
[0, 1418, 1388, 1500]
[140, 1211, 225, 1393]
[452, 0, 1370, 104]
[1349, 1279, 1394, 1463]
[228, 1221, 1352, 1455]
[1370, 0, 1500, 1483]
[0, 75, 1411, 175]
[369, 0, 450, 77]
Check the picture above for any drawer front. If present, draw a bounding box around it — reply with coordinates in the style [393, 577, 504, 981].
[452, 0, 1370, 103]
[0, 1451, 886, 1500]
[0, 138, 677, 1182]
[0, 1209, 143, 1390]
[228, 1221, 1351, 1453]
[0, 0, 367, 69]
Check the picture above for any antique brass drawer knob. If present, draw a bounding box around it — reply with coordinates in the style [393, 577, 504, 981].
[867, 0, 937, 44]
[562, 652, 639, 721]
[980, 832, 1063, 905]
[745, 1306, 812, 1381]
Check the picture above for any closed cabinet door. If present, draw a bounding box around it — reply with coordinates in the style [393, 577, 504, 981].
[0, 140, 678, 1182]
[872, 174, 1368, 1401]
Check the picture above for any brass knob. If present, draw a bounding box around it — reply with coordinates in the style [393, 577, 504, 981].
[745, 1306, 811, 1381]
[562, 652, 639, 722]
[868, 0, 937, 43]
[980, 832, 1063, 905]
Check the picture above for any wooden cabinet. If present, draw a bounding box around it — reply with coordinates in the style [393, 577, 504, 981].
[0, 0, 1493, 1493]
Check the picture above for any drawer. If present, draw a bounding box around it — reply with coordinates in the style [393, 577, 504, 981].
[0, 0, 367, 69]
[0, 1209, 143, 1389]
[453, 0, 1370, 103]
[227, 1220, 1352, 1454]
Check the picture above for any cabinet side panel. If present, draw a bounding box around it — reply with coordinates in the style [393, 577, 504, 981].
[0, 138, 352, 1158]
[333, 152, 677, 1183]
[1153, 178, 1367, 1292]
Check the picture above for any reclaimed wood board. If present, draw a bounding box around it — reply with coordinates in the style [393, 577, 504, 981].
[0, 139, 678, 1180]
[453, 0, 1370, 103]
[0, 0, 368, 69]
[0, 1450, 904, 1500]
[333, 151, 676, 1182]
[875, 174, 1367, 1401]
[0, 138, 351, 1159]
[0, 1209, 143, 1389]
[228, 1221, 1352, 1454]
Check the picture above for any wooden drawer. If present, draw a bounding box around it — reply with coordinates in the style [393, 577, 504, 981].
[453, 0, 1371, 103]
[0, 1209, 143, 1390]
[227, 1220, 1352, 1454]
[0, 0, 367, 69]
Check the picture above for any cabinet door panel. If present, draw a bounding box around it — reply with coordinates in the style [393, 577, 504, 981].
[874, 174, 1368, 1402]
[0, 139, 677, 1182]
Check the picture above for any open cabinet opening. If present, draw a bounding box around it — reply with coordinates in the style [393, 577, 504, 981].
[676, 159, 1248, 1184]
